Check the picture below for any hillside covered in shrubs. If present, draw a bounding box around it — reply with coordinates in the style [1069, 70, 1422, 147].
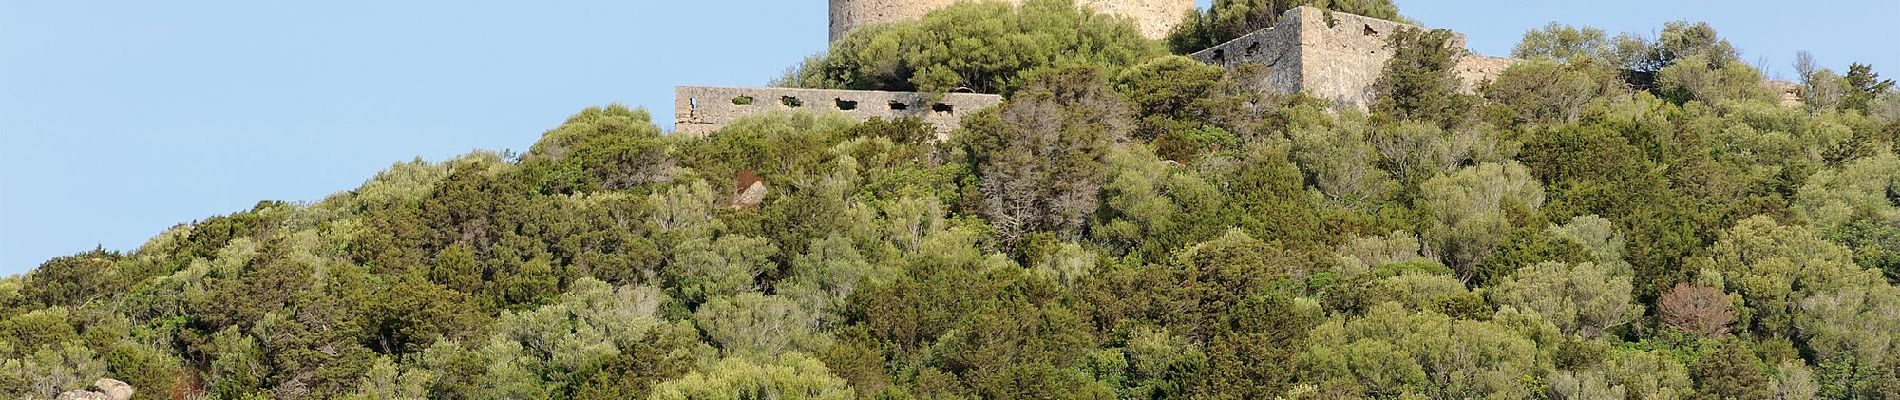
[5, 0, 1900, 398]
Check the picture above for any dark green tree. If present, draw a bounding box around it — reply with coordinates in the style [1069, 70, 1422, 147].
[1371, 28, 1475, 127]
[1843, 63, 1897, 114]
[523, 104, 673, 192]
[1191, 292, 1320, 397]
[20, 249, 119, 308]
[1114, 55, 1231, 142]
[1692, 340, 1775, 400]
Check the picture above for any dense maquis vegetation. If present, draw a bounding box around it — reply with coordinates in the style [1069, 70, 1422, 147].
[7, 0, 1900, 399]
[778, 0, 1162, 94]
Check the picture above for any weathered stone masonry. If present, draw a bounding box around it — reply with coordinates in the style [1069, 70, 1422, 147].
[829, 0, 1195, 42]
[674, 86, 1002, 137]
[1190, 7, 1517, 109]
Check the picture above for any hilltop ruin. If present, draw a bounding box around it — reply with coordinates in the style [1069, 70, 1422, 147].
[1190, 7, 1516, 109]
[676, 4, 1521, 136]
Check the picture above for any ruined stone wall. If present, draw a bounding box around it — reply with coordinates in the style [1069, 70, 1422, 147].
[1765, 80, 1804, 108]
[1189, 7, 1518, 109]
[828, 0, 1194, 42]
[1288, 6, 1426, 108]
[1190, 24, 1304, 97]
[1455, 55, 1518, 93]
[675, 86, 1002, 138]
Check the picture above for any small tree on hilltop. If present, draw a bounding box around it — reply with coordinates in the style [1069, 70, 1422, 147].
[1843, 63, 1897, 114]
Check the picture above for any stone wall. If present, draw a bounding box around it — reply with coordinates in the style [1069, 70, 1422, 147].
[828, 0, 1194, 42]
[1296, 7, 1415, 108]
[1193, 24, 1305, 97]
[1765, 80, 1804, 108]
[1190, 7, 1517, 109]
[1455, 55, 1518, 93]
[674, 86, 1002, 138]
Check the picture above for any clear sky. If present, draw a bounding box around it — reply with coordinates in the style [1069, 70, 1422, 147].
[2, 0, 1895, 276]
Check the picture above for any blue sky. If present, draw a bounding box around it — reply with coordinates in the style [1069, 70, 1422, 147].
[2, 0, 1895, 276]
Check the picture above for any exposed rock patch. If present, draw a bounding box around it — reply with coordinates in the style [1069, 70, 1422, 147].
[731, 170, 768, 209]
[54, 379, 131, 400]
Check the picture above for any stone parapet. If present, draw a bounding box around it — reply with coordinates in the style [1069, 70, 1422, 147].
[674, 86, 1002, 138]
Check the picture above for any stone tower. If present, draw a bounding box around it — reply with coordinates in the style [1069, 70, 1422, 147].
[828, 0, 1195, 42]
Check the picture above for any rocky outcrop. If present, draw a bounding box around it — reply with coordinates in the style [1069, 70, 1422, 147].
[1766, 80, 1804, 108]
[731, 171, 768, 209]
[54, 379, 132, 400]
[53, 392, 105, 400]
